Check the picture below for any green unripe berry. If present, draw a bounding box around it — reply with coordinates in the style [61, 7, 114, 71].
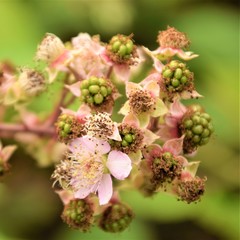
[174, 68, 183, 79]
[184, 119, 193, 129]
[201, 113, 211, 121]
[169, 60, 179, 68]
[202, 129, 210, 137]
[184, 69, 191, 77]
[118, 45, 127, 57]
[162, 152, 172, 159]
[64, 123, 71, 133]
[107, 87, 112, 95]
[86, 96, 94, 104]
[171, 78, 180, 87]
[124, 134, 133, 143]
[89, 77, 99, 85]
[89, 85, 100, 94]
[200, 118, 208, 127]
[192, 115, 200, 124]
[200, 137, 209, 145]
[60, 131, 67, 137]
[163, 69, 173, 78]
[193, 135, 200, 143]
[58, 121, 65, 128]
[100, 86, 108, 97]
[99, 78, 106, 86]
[81, 79, 89, 89]
[121, 139, 129, 147]
[81, 89, 89, 96]
[186, 130, 193, 138]
[112, 41, 121, 52]
[126, 41, 133, 54]
[192, 125, 203, 135]
[208, 123, 214, 133]
[94, 93, 104, 104]
[180, 76, 188, 84]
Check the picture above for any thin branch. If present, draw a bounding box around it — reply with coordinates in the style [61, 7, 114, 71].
[0, 123, 55, 139]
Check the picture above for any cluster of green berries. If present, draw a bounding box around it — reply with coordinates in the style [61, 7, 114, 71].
[56, 114, 74, 138]
[107, 34, 136, 63]
[80, 76, 112, 106]
[99, 203, 134, 233]
[61, 199, 93, 231]
[162, 60, 194, 95]
[180, 111, 214, 153]
[110, 124, 143, 154]
[151, 151, 183, 189]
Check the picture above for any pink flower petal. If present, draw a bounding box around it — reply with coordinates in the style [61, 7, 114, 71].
[65, 81, 81, 97]
[56, 190, 74, 205]
[163, 136, 184, 156]
[98, 174, 113, 205]
[74, 186, 92, 199]
[114, 64, 130, 82]
[122, 113, 140, 128]
[170, 99, 186, 118]
[143, 80, 160, 98]
[69, 136, 110, 155]
[126, 82, 142, 97]
[107, 150, 132, 180]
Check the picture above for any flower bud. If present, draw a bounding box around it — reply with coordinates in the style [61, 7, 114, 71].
[61, 199, 94, 231]
[99, 203, 134, 233]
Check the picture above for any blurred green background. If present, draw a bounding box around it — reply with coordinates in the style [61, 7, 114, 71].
[0, 0, 239, 239]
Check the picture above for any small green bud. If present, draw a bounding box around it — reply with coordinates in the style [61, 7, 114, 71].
[58, 121, 65, 128]
[126, 41, 133, 54]
[124, 134, 133, 143]
[193, 135, 200, 143]
[81, 89, 89, 96]
[202, 129, 210, 137]
[169, 60, 179, 68]
[162, 152, 172, 160]
[192, 125, 203, 135]
[89, 85, 100, 94]
[208, 123, 214, 133]
[192, 115, 200, 124]
[184, 69, 191, 77]
[118, 45, 127, 57]
[121, 139, 129, 147]
[100, 86, 108, 97]
[86, 96, 94, 104]
[184, 119, 193, 129]
[81, 79, 89, 89]
[64, 123, 71, 133]
[180, 76, 188, 84]
[186, 130, 193, 138]
[174, 68, 183, 79]
[94, 93, 104, 104]
[89, 77, 99, 85]
[171, 78, 180, 87]
[112, 41, 121, 52]
[163, 69, 173, 78]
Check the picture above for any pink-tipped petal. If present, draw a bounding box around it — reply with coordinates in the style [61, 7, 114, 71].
[56, 190, 74, 205]
[114, 64, 130, 82]
[175, 156, 189, 167]
[98, 174, 113, 205]
[122, 113, 140, 128]
[170, 99, 187, 118]
[143, 80, 160, 98]
[109, 123, 122, 141]
[126, 82, 142, 97]
[143, 129, 159, 145]
[65, 81, 81, 97]
[163, 136, 184, 156]
[107, 150, 132, 180]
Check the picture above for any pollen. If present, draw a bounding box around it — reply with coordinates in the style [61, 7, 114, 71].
[129, 89, 155, 114]
[84, 112, 115, 140]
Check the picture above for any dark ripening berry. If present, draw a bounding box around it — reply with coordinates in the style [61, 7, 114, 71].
[99, 203, 134, 233]
[61, 199, 94, 232]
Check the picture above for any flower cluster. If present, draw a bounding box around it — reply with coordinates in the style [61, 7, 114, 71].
[0, 26, 214, 233]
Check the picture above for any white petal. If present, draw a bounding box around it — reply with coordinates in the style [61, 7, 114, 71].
[65, 81, 81, 97]
[109, 123, 122, 141]
[98, 174, 113, 205]
[74, 187, 92, 199]
[107, 150, 132, 180]
[126, 82, 142, 97]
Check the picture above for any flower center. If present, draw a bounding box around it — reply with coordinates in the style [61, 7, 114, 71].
[129, 90, 155, 114]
